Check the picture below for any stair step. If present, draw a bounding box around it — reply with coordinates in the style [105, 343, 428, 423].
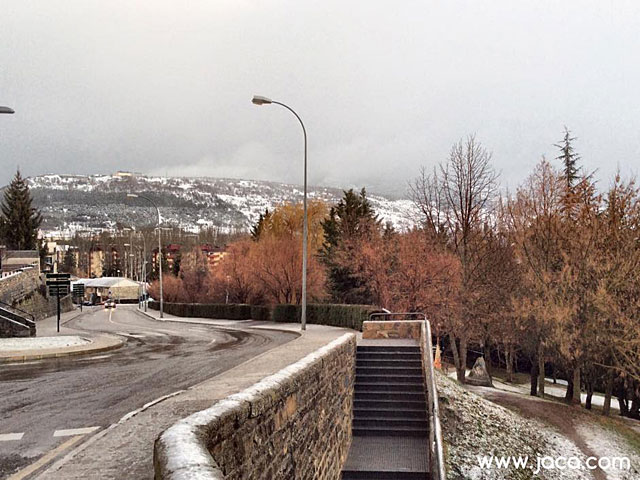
[355, 391, 425, 401]
[357, 374, 423, 384]
[354, 417, 428, 429]
[352, 426, 428, 437]
[342, 472, 429, 480]
[357, 359, 423, 368]
[357, 345, 420, 353]
[354, 408, 427, 419]
[357, 352, 422, 360]
[357, 366, 423, 376]
[355, 399, 426, 411]
[355, 383, 424, 392]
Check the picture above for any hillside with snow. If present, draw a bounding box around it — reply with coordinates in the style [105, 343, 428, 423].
[24, 173, 418, 236]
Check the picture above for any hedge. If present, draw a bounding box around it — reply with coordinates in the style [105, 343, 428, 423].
[149, 301, 380, 330]
[272, 303, 380, 331]
[149, 302, 258, 320]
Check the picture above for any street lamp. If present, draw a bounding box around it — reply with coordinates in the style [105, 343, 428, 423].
[0, 106, 14, 114]
[252, 95, 308, 331]
[127, 193, 163, 318]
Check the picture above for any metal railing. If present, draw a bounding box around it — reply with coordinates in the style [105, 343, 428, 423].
[367, 312, 446, 480]
[0, 299, 36, 326]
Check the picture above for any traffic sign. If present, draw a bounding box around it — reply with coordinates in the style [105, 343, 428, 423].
[46, 273, 71, 279]
[48, 285, 70, 296]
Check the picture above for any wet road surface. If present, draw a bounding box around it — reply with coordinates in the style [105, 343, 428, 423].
[0, 306, 295, 479]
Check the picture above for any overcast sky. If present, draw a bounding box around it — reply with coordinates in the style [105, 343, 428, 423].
[1, 1, 639, 197]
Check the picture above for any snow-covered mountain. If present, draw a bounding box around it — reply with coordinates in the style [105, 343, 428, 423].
[25, 173, 418, 236]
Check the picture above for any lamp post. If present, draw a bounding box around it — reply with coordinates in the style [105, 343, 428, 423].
[252, 95, 308, 331]
[127, 194, 163, 318]
[137, 231, 148, 311]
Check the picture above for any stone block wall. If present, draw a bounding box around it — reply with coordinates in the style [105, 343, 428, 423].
[362, 320, 423, 340]
[154, 333, 356, 480]
[17, 291, 74, 321]
[0, 268, 41, 304]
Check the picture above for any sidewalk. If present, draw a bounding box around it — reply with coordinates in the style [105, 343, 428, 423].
[0, 308, 124, 363]
[37, 316, 352, 479]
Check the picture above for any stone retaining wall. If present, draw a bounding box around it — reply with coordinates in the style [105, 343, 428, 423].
[0, 268, 40, 304]
[18, 291, 74, 321]
[154, 333, 356, 480]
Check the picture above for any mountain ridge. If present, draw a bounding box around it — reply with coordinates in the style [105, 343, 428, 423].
[23, 173, 417, 236]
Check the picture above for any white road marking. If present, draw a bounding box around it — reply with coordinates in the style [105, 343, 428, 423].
[53, 427, 100, 437]
[4, 361, 41, 366]
[79, 354, 112, 361]
[0, 432, 24, 441]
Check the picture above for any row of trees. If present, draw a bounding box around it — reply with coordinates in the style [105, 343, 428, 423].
[148, 131, 639, 418]
[405, 131, 640, 418]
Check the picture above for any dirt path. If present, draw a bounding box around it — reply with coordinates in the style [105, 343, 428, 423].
[470, 386, 607, 480]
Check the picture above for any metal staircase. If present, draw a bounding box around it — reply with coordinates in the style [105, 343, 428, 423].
[342, 343, 431, 479]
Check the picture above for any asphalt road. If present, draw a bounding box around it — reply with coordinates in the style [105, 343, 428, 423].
[0, 306, 295, 479]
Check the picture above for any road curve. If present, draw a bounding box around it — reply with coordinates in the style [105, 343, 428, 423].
[0, 306, 295, 479]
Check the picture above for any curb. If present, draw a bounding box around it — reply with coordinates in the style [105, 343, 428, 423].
[134, 307, 305, 338]
[0, 336, 125, 364]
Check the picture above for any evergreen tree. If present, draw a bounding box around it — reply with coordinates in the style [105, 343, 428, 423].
[172, 251, 182, 276]
[0, 170, 42, 250]
[250, 209, 271, 241]
[320, 188, 380, 303]
[555, 127, 580, 189]
[61, 248, 76, 273]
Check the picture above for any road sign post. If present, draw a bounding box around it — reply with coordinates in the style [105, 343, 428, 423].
[73, 283, 85, 312]
[46, 274, 71, 333]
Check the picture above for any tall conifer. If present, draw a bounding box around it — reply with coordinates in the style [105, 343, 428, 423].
[0, 170, 42, 250]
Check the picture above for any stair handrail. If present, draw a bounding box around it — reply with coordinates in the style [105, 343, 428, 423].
[368, 312, 446, 479]
[368, 312, 428, 321]
[423, 318, 446, 480]
[0, 314, 32, 332]
[0, 299, 36, 326]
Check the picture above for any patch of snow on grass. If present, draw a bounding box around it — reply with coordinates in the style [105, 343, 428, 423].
[576, 421, 640, 480]
[436, 372, 593, 479]
[0, 336, 90, 352]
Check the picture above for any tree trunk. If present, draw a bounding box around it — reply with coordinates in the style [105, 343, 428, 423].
[572, 367, 581, 405]
[530, 358, 539, 397]
[484, 337, 492, 376]
[565, 374, 574, 403]
[459, 336, 468, 383]
[585, 379, 594, 410]
[630, 393, 640, 420]
[450, 334, 464, 383]
[603, 372, 614, 417]
[537, 343, 545, 398]
[506, 344, 514, 383]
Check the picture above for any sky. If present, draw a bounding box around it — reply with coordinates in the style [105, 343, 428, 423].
[1, 0, 640, 197]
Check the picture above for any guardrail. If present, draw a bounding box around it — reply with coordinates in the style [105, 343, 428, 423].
[368, 312, 446, 480]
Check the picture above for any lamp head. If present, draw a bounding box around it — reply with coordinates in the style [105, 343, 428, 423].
[127, 194, 139, 198]
[252, 95, 272, 106]
[0, 106, 14, 114]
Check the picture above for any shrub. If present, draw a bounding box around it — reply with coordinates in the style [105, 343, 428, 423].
[149, 302, 379, 329]
[149, 302, 267, 320]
